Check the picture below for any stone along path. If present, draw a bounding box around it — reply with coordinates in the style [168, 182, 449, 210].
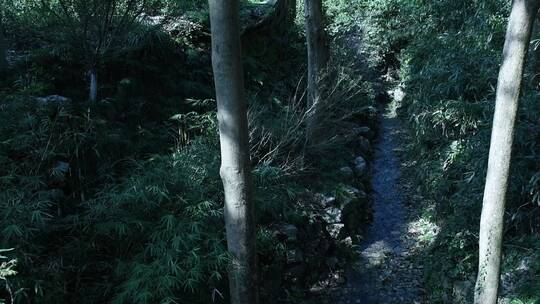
[331, 105, 424, 304]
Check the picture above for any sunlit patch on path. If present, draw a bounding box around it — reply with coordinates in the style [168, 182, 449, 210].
[329, 102, 427, 304]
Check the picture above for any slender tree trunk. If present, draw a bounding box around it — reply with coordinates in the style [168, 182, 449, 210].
[89, 68, 98, 102]
[208, 1, 258, 304]
[474, 1, 540, 303]
[304, 0, 329, 144]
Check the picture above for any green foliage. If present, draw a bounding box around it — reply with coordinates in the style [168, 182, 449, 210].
[357, 0, 540, 302]
[0, 249, 17, 279]
[0, 91, 223, 302]
[0, 249, 17, 304]
[80, 139, 229, 304]
[0, 92, 370, 303]
[0, 0, 376, 303]
[325, 0, 361, 40]
[38, 0, 153, 65]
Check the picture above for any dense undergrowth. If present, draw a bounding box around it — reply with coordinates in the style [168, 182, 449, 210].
[6, 0, 537, 303]
[357, 0, 540, 302]
[0, 1, 376, 303]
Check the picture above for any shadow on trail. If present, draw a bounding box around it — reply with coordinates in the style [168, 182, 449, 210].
[331, 103, 424, 304]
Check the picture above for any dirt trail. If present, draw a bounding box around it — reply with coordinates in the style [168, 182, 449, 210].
[330, 103, 425, 304]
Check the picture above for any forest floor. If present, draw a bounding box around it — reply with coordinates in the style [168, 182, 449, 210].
[326, 96, 431, 304]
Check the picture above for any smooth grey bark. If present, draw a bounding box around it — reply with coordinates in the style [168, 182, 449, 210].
[474, 1, 540, 303]
[208, 1, 258, 304]
[304, 0, 329, 144]
[89, 69, 98, 102]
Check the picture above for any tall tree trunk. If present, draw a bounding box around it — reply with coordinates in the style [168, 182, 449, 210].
[89, 68, 98, 102]
[208, 1, 258, 304]
[304, 0, 329, 145]
[474, 1, 540, 303]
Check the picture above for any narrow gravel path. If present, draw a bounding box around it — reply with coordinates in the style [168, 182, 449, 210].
[330, 104, 425, 304]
